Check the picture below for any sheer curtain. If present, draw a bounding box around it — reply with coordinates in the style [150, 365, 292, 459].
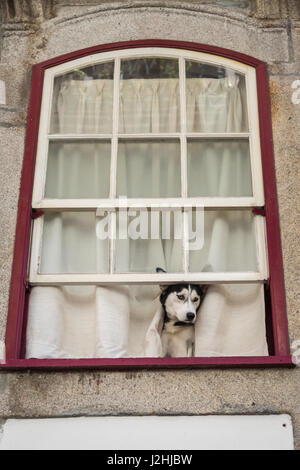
[26, 75, 268, 358]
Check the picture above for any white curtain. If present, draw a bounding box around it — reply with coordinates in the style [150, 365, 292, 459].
[26, 75, 268, 358]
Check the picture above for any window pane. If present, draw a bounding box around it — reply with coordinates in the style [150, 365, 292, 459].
[187, 139, 252, 197]
[117, 140, 181, 198]
[45, 141, 111, 199]
[186, 61, 248, 133]
[115, 209, 183, 273]
[40, 212, 109, 274]
[188, 209, 257, 272]
[119, 58, 180, 133]
[50, 61, 114, 134]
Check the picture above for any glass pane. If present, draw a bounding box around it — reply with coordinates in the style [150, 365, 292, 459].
[45, 141, 111, 199]
[50, 61, 114, 134]
[40, 212, 109, 274]
[115, 209, 183, 273]
[117, 140, 181, 198]
[187, 139, 252, 197]
[119, 58, 180, 133]
[188, 209, 257, 272]
[186, 60, 248, 133]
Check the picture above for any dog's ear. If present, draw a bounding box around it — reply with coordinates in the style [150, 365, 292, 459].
[156, 267, 166, 274]
[200, 285, 209, 297]
[156, 267, 168, 292]
[198, 285, 209, 304]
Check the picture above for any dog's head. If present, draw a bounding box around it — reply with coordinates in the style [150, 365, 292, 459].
[156, 268, 207, 324]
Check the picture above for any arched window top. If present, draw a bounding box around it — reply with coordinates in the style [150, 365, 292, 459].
[48, 48, 251, 137]
[46, 47, 255, 77]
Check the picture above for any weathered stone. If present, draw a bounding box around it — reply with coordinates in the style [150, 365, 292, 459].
[0, 126, 25, 341]
[0, 65, 30, 109]
[291, 24, 300, 68]
[269, 76, 300, 344]
[253, 0, 283, 19]
[2, 0, 55, 23]
[36, 6, 290, 65]
[0, 368, 298, 420]
[288, 0, 300, 20]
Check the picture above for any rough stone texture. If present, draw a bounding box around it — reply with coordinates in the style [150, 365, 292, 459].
[0, 0, 299, 450]
[269, 76, 300, 346]
[253, 0, 283, 19]
[0, 126, 25, 342]
[34, 7, 290, 65]
[0, 65, 31, 109]
[2, 0, 55, 23]
[57, 0, 252, 9]
[292, 23, 300, 69]
[0, 369, 299, 418]
[288, 0, 300, 20]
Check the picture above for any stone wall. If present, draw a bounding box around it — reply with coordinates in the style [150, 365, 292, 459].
[0, 0, 299, 449]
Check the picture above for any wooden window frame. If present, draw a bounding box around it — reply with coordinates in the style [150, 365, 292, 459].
[1, 40, 293, 370]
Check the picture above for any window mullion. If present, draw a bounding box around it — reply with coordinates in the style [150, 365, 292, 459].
[108, 57, 121, 273]
[179, 56, 189, 273]
[110, 57, 120, 198]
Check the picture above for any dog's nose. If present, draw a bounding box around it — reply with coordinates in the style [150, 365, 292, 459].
[186, 312, 195, 321]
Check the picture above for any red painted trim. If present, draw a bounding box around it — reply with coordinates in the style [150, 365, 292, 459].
[256, 63, 290, 357]
[4, 40, 290, 367]
[0, 356, 294, 371]
[5, 64, 45, 360]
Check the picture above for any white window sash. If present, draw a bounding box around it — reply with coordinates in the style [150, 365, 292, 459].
[29, 213, 268, 284]
[29, 48, 267, 285]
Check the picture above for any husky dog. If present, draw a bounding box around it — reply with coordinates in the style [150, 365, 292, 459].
[156, 268, 206, 357]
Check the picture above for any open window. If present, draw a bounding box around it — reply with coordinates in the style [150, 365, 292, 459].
[3, 41, 292, 368]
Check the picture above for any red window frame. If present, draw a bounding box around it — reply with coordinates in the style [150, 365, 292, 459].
[1, 40, 293, 370]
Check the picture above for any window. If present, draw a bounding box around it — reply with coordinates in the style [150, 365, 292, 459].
[3, 41, 292, 368]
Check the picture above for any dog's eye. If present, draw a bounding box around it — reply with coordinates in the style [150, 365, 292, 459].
[193, 297, 199, 303]
[177, 295, 185, 301]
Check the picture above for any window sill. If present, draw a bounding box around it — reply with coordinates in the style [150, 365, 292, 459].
[0, 356, 294, 371]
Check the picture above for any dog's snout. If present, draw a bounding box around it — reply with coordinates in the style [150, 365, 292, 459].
[186, 312, 195, 321]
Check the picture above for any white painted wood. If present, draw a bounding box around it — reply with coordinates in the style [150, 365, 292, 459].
[48, 134, 113, 140]
[245, 67, 265, 206]
[33, 197, 258, 210]
[179, 57, 189, 272]
[186, 132, 250, 139]
[29, 217, 44, 280]
[0, 415, 294, 450]
[110, 57, 121, 199]
[28, 272, 265, 285]
[48, 132, 249, 140]
[0, 340, 5, 363]
[31, 70, 53, 205]
[255, 214, 269, 279]
[108, 58, 121, 272]
[109, 211, 116, 274]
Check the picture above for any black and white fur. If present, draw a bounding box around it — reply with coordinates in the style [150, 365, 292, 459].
[157, 268, 206, 357]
